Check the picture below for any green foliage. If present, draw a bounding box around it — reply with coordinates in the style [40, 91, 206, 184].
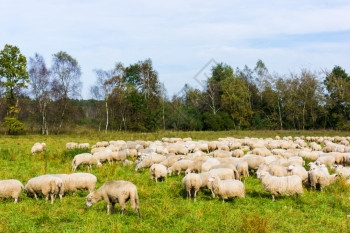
[0, 44, 29, 107]
[3, 117, 25, 134]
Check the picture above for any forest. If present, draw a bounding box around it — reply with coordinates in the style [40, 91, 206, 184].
[0, 44, 349, 134]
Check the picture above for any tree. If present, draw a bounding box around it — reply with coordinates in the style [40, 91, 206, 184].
[254, 59, 270, 104]
[28, 53, 51, 135]
[0, 44, 29, 115]
[324, 66, 350, 129]
[220, 76, 252, 128]
[51, 51, 82, 133]
[92, 63, 123, 133]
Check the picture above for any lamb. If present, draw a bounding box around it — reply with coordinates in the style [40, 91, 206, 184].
[168, 159, 194, 176]
[86, 180, 140, 218]
[257, 171, 303, 201]
[182, 173, 202, 201]
[150, 164, 167, 182]
[185, 158, 207, 174]
[207, 175, 245, 202]
[0, 179, 24, 203]
[72, 153, 102, 172]
[25, 175, 64, 204]
[31, 142, 46, 154]
[308, 169, 338, 191]
[54, 173, 97, 194]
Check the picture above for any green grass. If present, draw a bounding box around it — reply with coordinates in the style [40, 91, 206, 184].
[0, 130, 350, 232]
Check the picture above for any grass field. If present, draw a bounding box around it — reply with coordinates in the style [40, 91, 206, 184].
[0, 130, 350, 233]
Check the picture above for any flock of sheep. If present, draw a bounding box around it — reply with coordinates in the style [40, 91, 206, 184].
[1, 135, 350, 217]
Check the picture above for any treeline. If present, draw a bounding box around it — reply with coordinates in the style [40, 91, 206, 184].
[0, 44, 349, 134]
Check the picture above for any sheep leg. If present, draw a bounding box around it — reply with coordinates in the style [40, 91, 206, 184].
[34, 193, 38, 200]
[119, 199, 126, 215]
[111, 202, 116, 214]
[194, 190, 197, 202]
[272, 195, 275, 201]
[106, 203, 111, 215]
[14, 197, 18, 203]
[136, 208, 141, 218]
[50, 194, 54, 204]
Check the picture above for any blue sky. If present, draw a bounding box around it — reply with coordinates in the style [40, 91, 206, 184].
[1, 0, 349, 99]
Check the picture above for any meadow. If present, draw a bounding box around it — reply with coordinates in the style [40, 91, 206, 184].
[0, 130, 350, 233]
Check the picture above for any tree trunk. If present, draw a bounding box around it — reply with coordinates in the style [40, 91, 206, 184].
[277, 96, 283, 130]
[105, 97, 109, 133]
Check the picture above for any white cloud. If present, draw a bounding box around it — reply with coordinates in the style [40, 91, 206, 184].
[0, 0, 350, 98]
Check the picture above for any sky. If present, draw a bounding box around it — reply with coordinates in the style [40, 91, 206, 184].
[1, 0, 350, 99]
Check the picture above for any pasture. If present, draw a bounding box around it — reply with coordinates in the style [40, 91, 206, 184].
[0, 130, 350, 233]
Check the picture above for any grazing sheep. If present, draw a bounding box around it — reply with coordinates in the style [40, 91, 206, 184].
[72, 153, 102, 172]
[135, 154, 166, 171]
[308, 169, 338, 191]
[66, 142, 78, 150]
[201, 158, 221, 172]
[54, 173, 97, 194]
[93, 149, 112, 164]
[310, 142, 322, 151]
[315, 155, 336, 167]
[185, 158, 207, 174]
[257, 163, 288, 177]
[213, 150, 232, 158]
[242, 155, 266, 171]
[168, 160, 194, 176]
[207, 175, 245, 201]
[234, 160, 249, 179]
[150, 164, 167, 182]
[232, 149, 244, 158]
[287, 165, 308, 184]
[0, 179, 24, 203]
[252, 148, 271, 157]
[122, 159, 134, 166]
[160, 155, 184, 167]
[31, 142, 46, 154]
[25, 175, 63, 204]
[209, 164, 238, 179]
[78, 143, 90, 149]
[109, 150, 127, 162]
[86, 180, 140, 218]
[182, 173, 202, 201]
[257, 171, 303, 201]
[333, 165, 350, 179]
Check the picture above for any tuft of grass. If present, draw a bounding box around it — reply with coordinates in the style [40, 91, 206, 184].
[241, 214, 270, 233]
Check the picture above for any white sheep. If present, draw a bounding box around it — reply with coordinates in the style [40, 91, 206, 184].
[207, 175, 245, 202]
[182, 173, 202, 201]
[213, 150, 232, 158]
[78, 143, 90, 149]
[257, 171, 303, 201]
[31, 142, 46, 154]
[232, 149, 244, 158]
[54, 173, 97, 194]
[66, 142, 78, 150]
[86, 180, 140, 218]
[333, 165, 350, 179]
[0, 179, 24, 203]
[315, 155, 336, 167]
[308, 169, 338, 191]
[25, 175, 63, 204]
[72, 153, 102, 172]
[135, 154, 166, 171]
[93, 149, 112, 164]
[150, 164, 167, 182]
[201, 158, 221, 172]
[168, 160, 194, 176]
[287, 165, 308, 184]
